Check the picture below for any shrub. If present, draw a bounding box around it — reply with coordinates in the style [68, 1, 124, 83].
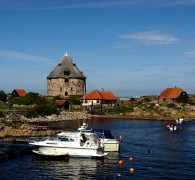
[167, 103, 177, 109]
[22, 99, 59, 118]
[143, 97, 151, 102]
[107, 106, 133, 114]
[0, 91, 7, 102]
[176, 96, 189, 103]
[53, 95, 63, 101]
[9, 92, 39, 105]
[0, 110, 5, 118]
[35, 96, 47, 105]
[66, 95, 82, 105]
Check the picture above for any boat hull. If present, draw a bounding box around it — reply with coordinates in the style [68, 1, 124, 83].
[31, 144, 105, 158]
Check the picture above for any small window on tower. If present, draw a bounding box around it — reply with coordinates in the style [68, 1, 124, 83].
[65, 92, 68, 96]
[64, 71, 70, 75]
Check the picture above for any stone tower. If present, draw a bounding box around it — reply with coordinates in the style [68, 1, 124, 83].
[47, 52, 86, 97]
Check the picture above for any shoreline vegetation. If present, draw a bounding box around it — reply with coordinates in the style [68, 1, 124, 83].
[0, 92, 195, 143]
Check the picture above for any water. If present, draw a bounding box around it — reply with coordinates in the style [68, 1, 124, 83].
[0, 119, 195, 179]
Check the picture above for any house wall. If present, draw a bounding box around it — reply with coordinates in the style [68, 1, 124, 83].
[47, 78, 85, 97]
[81, 100, 102, 106]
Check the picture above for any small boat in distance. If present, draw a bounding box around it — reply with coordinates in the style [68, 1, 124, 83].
[176, 118, 184, 124]
[167, 124, 177, 131]
[30, 131, 106, 159]
[77, 123, 120, 152]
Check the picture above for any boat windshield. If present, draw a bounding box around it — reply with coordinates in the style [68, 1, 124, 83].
[58, 136, 74, 142]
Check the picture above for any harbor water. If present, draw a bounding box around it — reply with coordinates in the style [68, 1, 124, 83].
[0, 119, 195, 179]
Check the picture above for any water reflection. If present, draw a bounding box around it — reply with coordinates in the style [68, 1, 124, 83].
[31, 152, 119, 180]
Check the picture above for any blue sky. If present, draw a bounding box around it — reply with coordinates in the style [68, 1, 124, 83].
[0, 0, 195, 97]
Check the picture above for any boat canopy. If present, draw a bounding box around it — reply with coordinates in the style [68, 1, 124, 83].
[92, 129, 115, 139]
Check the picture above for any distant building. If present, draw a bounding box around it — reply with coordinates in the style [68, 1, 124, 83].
[47, 52, 86, 97]
[11, 89, 26, 97]
[80, 89, 117, 107]
[159, 87, 188, 103]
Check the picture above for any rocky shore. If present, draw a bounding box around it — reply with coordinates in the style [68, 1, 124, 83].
[23, 111, 91, 122]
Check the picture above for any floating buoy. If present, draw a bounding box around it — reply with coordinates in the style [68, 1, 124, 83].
[130, 168, 134, 173]
[119, 160, 123, 165]
[129, 157, 133, 161]
[117, 173, 121, 178]
[119, 136, 122, 142]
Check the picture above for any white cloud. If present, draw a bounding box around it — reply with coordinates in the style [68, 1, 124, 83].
[0, 49, 54, 63]
[183, 50, 195, 59]
[168, 0, 195, 6]
[118, 31, 178, 46]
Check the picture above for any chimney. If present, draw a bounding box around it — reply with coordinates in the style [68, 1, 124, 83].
[102, 88, 104, 92]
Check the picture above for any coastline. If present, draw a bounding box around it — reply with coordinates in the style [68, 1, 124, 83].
[87, 114, 194, 121]
[0, 111, 194, 142]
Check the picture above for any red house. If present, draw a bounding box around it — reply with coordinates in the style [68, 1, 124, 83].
[11, 89, 26, 97]
[160, 87, 188, 102]
[80, 89, 117, 107]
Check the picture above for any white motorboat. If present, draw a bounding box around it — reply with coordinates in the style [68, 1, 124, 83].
[167, 124, 177, 131]
[30, 131, 106, 158]
[77, 123, 120, 152]
[176, 118, 184, 124]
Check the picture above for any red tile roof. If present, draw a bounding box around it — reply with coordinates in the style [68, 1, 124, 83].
[55, 100, 66, 105]
[80, 89, 117, 101]
[160, 88, 186, 98]
[15, 89, 26, 97]
[101, 92, 118, 100]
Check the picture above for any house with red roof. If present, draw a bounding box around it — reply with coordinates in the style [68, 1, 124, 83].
[80, 89, 118, 107]
[159, 87, 188, 103]
[11, 89, 26, 97]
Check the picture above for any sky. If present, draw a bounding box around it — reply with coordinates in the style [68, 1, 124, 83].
[0, 0, 195, 97]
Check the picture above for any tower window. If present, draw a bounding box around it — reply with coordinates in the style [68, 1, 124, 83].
[65, 92, 68, 96]
[64, 71, 70, 75]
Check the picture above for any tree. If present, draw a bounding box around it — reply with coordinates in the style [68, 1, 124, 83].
[176, 96, 189, 103]
[0, 91, 7, 102]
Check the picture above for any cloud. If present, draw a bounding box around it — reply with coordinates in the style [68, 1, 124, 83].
[0, 49, 54, 63]
[168, 0, 195, 6]
[118, 31, 178, 46]
[183, 50, 195, 59]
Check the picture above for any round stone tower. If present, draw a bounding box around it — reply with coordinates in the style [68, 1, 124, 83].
[47, 52, 86, 97]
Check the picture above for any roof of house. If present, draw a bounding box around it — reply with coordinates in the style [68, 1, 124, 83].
[80, 89, 117, 100]
[160, 87, 186, 98]
[55, 100, 66, 105]
[47, 52, 86, 79]
[14, 89, 26, 97]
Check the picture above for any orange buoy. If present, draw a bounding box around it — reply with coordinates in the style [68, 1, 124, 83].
[119, 136, 122, 142]
[119, 160, 123, 165]
[130, 168, 134, 173]
[117, 173, 121, 177]
[129, 157, 133, 161]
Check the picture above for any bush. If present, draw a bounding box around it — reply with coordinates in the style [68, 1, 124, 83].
[176, 96, 189, 103]
[53, 95, 63, 101]
[9, 92, 39, 105]
[66, 95, 82, 105]
[0, 91, 7, 102]
[107, 106, 133, 114]
[0, 110, 5, 118]
[22, 99, 59, 118]
[35, 96, 47, 105]
[167, 103, 177, 109]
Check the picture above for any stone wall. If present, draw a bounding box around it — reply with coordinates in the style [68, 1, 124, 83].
[47, 78, 85, 97]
